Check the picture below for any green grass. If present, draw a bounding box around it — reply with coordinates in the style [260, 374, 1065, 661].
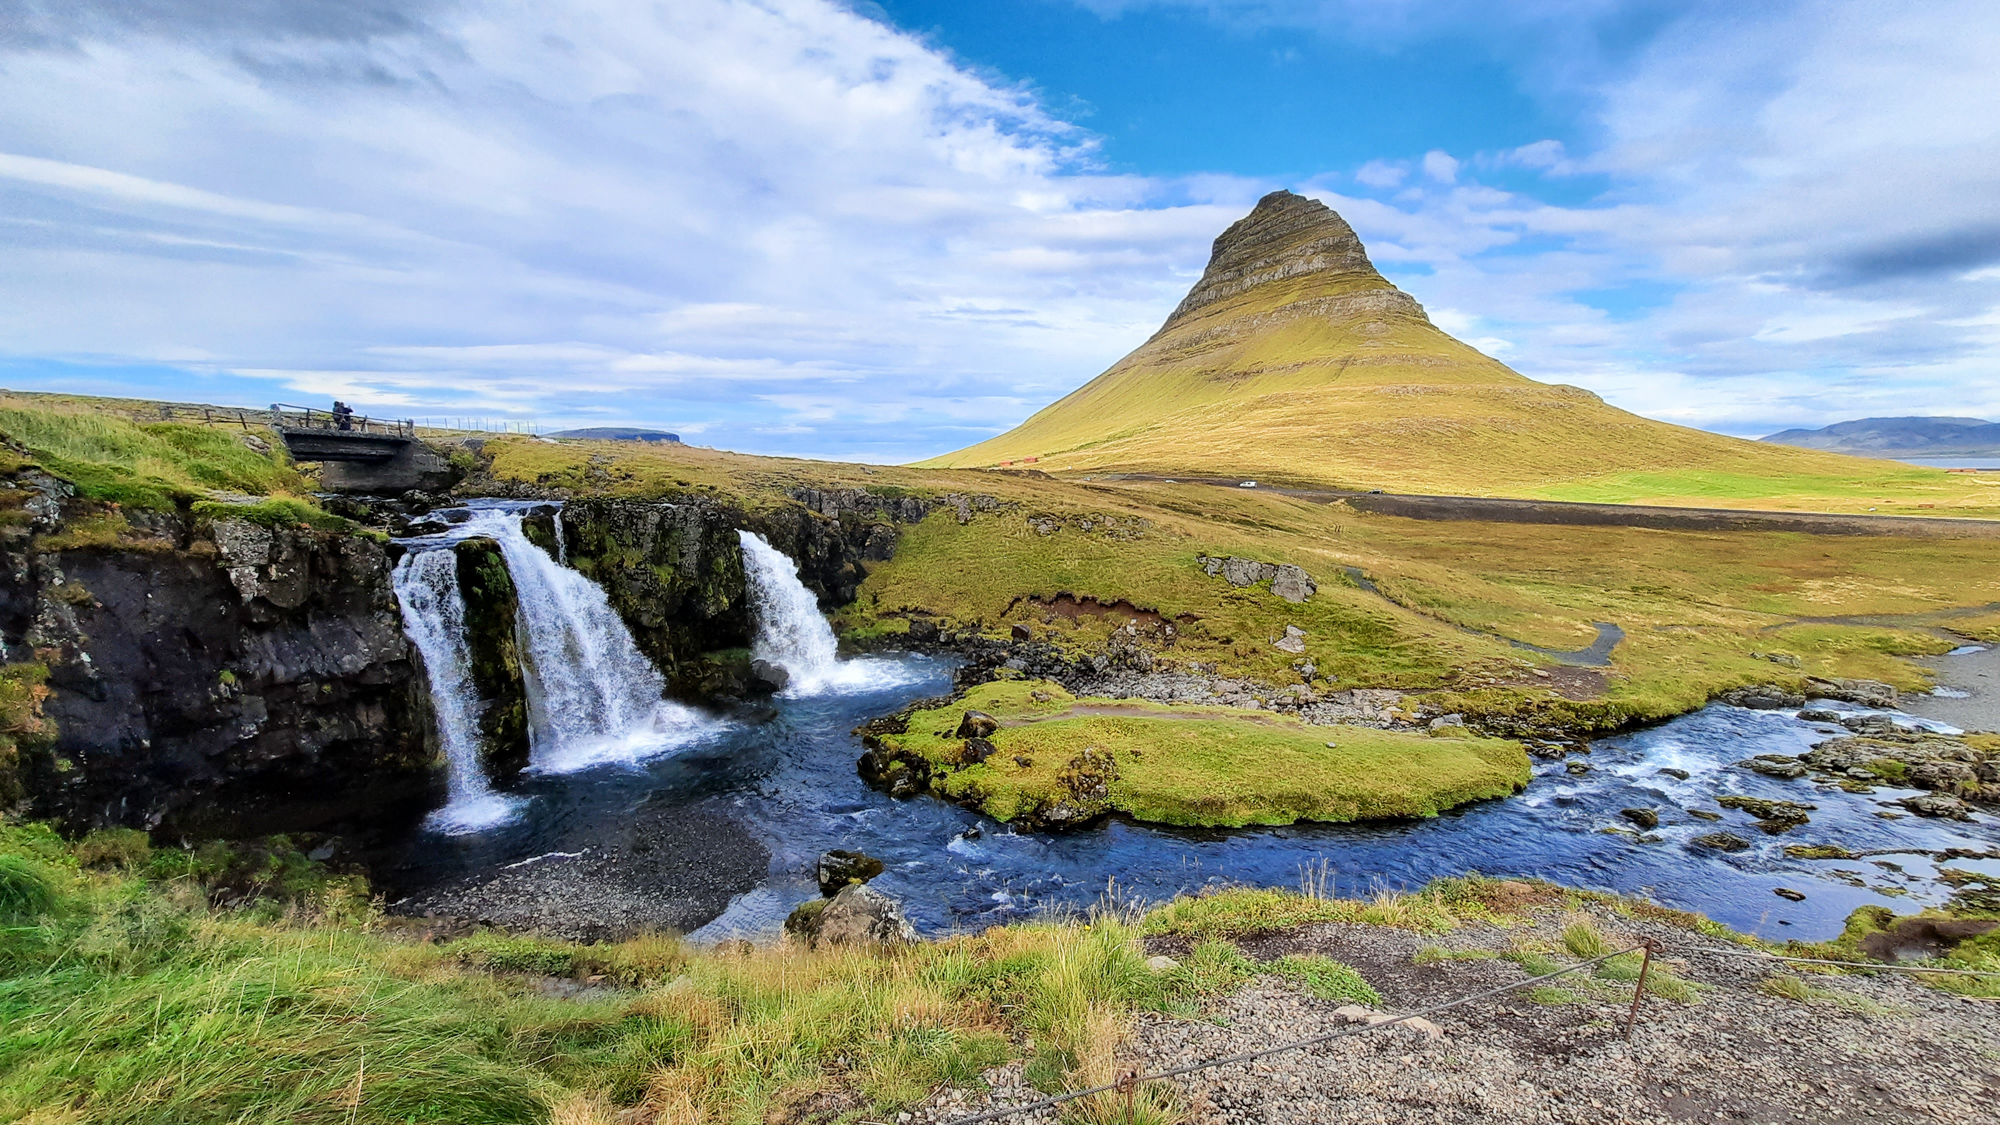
[1266, 954, 1379, 1005]
[0, 395, 307, 509]
[882, 680, 1529, 828]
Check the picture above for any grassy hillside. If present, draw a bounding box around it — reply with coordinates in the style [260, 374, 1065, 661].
[919, 193, 1997, 518]
[480, 435, 2000, 732]
[0, 391, 308, 509]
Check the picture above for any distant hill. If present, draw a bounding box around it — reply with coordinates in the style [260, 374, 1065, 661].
[547, 427, 681, 443]
[1762, 417, 2000, 456]
[920, 190, 1929, 505]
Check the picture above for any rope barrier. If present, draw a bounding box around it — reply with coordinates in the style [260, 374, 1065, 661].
[939, 943, 1651, 1125]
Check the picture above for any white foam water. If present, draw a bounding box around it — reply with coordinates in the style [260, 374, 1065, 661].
[471, 509, 723, 773]
[738, 530, 925, 695]
[391, 548, 521, 834]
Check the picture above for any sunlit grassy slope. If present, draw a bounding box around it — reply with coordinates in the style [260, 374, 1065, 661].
[920, 193, 1995, 517]
[483, 435, 2000, 731]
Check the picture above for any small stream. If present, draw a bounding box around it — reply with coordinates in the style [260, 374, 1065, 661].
[388, 504, 1997, 944]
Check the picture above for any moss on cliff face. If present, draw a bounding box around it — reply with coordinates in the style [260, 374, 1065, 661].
[453, 537, 530, 784]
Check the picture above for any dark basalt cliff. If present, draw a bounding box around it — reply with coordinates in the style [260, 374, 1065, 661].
[1, 476, 438, 839]
[543, 488, 927, 697]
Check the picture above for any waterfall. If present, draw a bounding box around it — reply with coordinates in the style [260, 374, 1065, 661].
[553, 508, 568, 567]
[392, 549, 520, 833]
[469, 509, 719, 773]
[738, 530, 922, 695]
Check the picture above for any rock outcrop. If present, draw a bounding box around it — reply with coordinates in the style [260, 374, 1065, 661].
[549, 491, 926, 698]
[785, 882, 917, 948]
[453, 537, 530, 783]
[3, 485, 436, 838]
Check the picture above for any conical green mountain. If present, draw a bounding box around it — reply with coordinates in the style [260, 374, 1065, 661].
[924, 191, 1945, 509]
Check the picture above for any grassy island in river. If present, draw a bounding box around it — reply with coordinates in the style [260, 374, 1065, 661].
[867, 680, 1531, 828]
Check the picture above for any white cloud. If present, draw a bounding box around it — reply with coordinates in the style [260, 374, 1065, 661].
[0, 0, 1244, 460]
[1420, 150, 1459, 183]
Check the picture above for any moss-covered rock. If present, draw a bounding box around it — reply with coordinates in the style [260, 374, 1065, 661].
[453, 537, 529, 783]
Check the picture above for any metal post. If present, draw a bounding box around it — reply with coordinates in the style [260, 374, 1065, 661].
[1624, 940, 1654, 1040]
[1116, 1069, 1138, 1124]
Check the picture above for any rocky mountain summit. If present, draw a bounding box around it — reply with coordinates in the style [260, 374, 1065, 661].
[924, 191, 1889, 497]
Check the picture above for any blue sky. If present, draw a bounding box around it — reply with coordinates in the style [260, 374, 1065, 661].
[2, 0, 1997, 460]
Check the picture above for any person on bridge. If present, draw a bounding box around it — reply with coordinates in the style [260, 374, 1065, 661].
[332, 401, 354, 431]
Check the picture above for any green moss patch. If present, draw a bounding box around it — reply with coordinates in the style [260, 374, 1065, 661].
[878, 680, 1528, 828]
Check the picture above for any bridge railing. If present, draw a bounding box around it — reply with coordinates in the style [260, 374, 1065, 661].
[269, 404, 415, 439]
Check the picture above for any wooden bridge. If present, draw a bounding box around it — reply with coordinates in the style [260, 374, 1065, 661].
[269, 404, 416, 463]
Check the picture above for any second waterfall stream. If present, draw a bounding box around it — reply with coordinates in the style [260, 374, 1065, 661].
[738, 529, 924, 696]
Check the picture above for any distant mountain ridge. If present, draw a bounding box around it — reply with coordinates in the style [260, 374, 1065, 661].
[548, 427, 681, 443]
[1762, 417, 2000, 456]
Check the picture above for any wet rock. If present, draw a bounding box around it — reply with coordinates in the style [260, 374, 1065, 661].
[815, 849, 886, 897]
[1689, 809, 1723, 821]
[1798, 708, 1842, 723]
[1907, 759, 1978, 793]
[1657, 768, 1691, 781]
[789, 883, 917, 948]
[1692, 832, 1752, 852]
[1620, 808, 1660, 830]
[749, 658, 790, 692]
[958, 737, 997, 766]
[455, 537, 530, 783]
[1806, 677, 1899, 709]
[1717, 796, 1815, 833]
[907, 618, 941, 643]
[858, 745, 933, 799]
[1565, 761, 1592, 776]
[1840, 714, 1901, 736]
[1719, 685, 1806, 710]
[955, 710, 999, 739]
[1896, 793, 1973, 820]
[1739, 755, 1808, 779]
[1774, 887, 1807, 902]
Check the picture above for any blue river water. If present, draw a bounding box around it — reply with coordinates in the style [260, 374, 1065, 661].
[396, 653, 1998, 944]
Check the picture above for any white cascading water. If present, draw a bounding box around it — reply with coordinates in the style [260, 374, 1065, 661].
[738, 530, 922, 695]
[470, 509, 719, 773]
[392, 548, 521, 833]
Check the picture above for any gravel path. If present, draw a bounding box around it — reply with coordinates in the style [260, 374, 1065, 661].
[913, 904, 1999, 1125]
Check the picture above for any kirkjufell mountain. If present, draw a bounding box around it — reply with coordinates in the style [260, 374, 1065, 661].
[926, 191, 1893, 498]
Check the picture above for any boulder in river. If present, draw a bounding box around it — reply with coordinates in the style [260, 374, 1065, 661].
[786, 883, 917, 948]
[1896, 793, 1973, 820]
[1739, 755, 1808, 779]
[749, 658, 790, 692]
[1692, 831, 1752, 852]
[815, 849, 886, 897]
[1620, 808, 1659, 830]
[1719, 685, 1806, 710]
